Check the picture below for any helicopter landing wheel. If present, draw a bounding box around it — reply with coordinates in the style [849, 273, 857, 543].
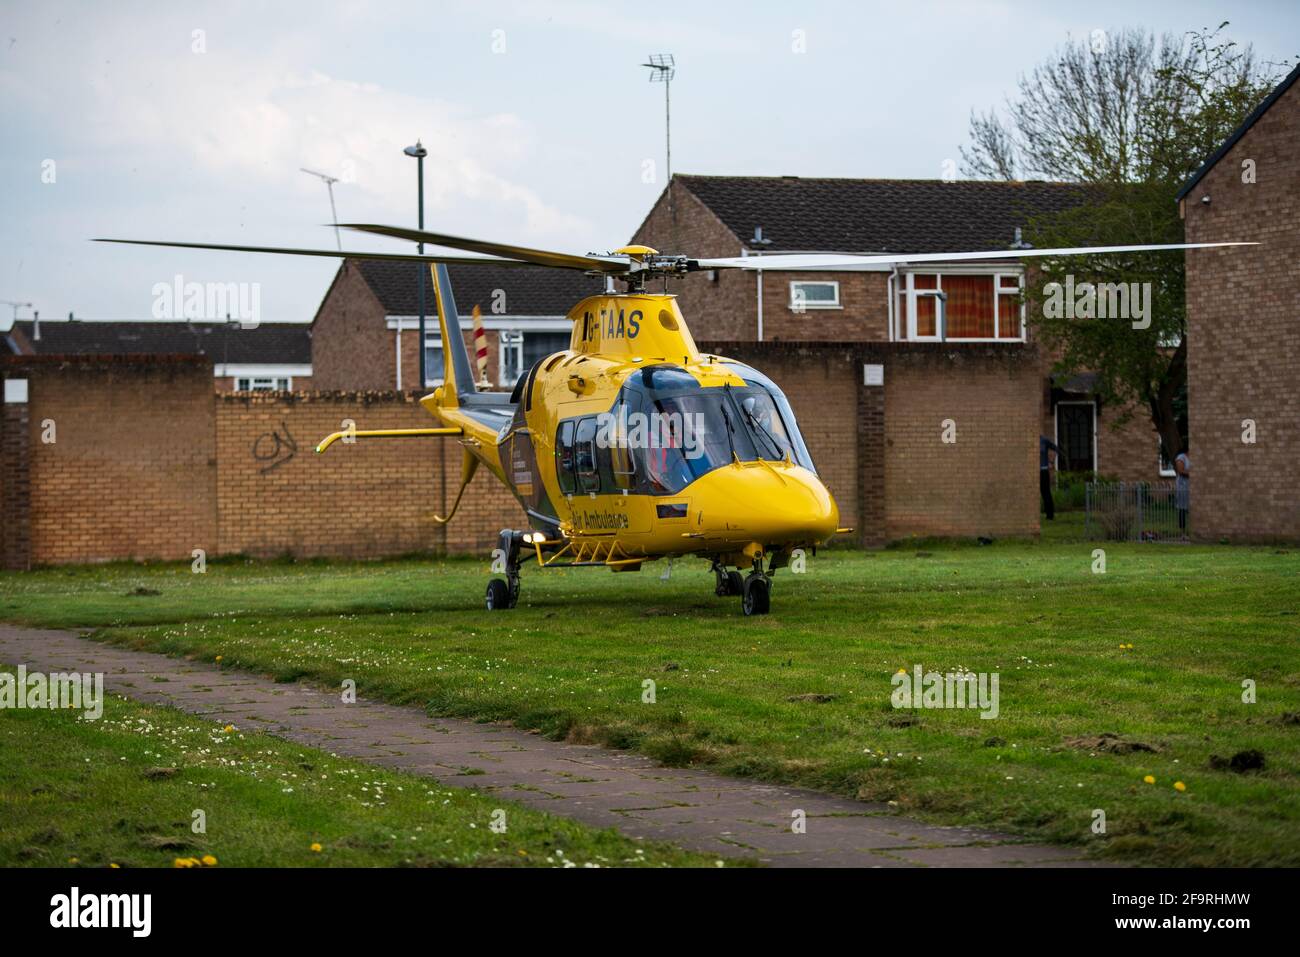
[741, 574, 771, 616]
[485, 578, 517, 610]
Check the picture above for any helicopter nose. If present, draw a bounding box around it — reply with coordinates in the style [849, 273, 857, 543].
[697, 462, 840, 544]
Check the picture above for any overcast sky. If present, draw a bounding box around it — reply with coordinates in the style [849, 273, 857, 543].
[2, 0, 1296, 326]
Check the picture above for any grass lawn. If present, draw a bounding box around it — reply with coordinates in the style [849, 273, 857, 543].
[0, 669, 721, 868]
[1, 533, 1297, 867]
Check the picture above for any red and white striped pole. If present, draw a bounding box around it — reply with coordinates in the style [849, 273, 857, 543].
[471, 305, 489, 386]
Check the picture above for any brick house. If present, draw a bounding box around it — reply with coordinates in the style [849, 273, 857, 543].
[4, 319, 312, 391]
[310, 260, 603, 391]
[631, 174, 1169, 481]
[1179, 61, 1300, 542]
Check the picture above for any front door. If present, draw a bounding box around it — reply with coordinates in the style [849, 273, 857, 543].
[1055, 402, 1096, 474]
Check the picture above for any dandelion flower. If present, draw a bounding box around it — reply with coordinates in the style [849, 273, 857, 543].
[1143, 775, 1156, 784]
[1174, 781, 1186, 792]
[310, 842, 323, 853]
[223, 724, 235, 734]
[201, 854, 218, 866]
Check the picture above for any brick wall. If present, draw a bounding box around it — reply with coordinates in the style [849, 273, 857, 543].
[3, 342, 1041, 567]
[760, 271, 892, 342]
[1, 393, 32, 569]
[1183, 73, 1300, 541]
[632, 181, 754, 340]
[215, 390, 522, 559]
[7, 357, 218, 565]
[1, 356, 525, 565]
[882, 347, 1040, 540]
[700, 341, 1042, 543]
[310, 261, 393, 391]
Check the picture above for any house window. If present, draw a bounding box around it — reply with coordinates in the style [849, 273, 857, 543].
[423, 337, 445, 387]
[897, 272, 1024, 341]
[236, 376, 291, 391]
[789, 280, 840, 310]
[500, 330, 571, 387]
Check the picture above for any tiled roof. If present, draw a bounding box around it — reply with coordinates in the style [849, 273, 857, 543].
[674, 175, 1095, 253]
[9, 320, 310, 363]
[355, 260, 605, 316]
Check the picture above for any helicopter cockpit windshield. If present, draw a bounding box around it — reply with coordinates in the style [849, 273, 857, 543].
[606, 364, 817, 496]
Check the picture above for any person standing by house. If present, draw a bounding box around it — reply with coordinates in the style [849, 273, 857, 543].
[1040, 435, 1064, 521]
[1174, 447, 1191, 531]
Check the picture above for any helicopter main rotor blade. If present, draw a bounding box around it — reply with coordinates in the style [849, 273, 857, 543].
[93, 238, 534, 266]
[339, 223, 629, 274]
[694, 241, 1257, 271]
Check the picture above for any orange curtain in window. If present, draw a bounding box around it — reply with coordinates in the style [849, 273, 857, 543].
[913, 274, 937, 337]
[997, 293, 1021, 338]
[943, 275, 995, 338]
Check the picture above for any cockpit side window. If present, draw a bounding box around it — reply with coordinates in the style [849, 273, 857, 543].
[556, 420, 576, 495]
[721, 363, 817, 474]
[608, 396, 637, 491]
[574, 418, 600, 493]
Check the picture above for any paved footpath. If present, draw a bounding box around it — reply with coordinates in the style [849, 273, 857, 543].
[0, 625, 1104, 868]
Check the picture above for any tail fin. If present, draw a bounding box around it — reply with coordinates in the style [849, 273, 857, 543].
[429, 263, 478, 405]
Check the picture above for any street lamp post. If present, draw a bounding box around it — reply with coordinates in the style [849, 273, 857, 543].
[404, 140, 428, 389]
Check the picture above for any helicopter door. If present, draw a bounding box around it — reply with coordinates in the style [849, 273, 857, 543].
[554, 410, 649, 537]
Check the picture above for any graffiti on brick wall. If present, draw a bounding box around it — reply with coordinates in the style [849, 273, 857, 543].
[252, 420, 298, 474]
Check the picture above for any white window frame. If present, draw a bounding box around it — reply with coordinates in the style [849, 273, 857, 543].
[906, 272, 943, 341]
[898, 268, 1026, 342]
[499, 330, 524, 387]
[789, 280, 841, 310]
[236, 376, 291, 391]
[423, 335, 444, 388]
[1054, 399, 1098, 476]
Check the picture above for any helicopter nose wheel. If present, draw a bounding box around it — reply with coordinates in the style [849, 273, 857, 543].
[486, 529, 524, 611]
[741, 573, 771, 616]
[485, 578, 517, 610]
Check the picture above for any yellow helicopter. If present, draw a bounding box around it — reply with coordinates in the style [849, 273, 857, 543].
[99, 224, 1252, 614]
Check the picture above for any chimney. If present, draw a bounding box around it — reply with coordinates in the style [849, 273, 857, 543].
[32, 310, 40, 342]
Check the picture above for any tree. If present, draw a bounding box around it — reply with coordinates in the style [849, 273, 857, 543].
[962, 24, 1287, 460]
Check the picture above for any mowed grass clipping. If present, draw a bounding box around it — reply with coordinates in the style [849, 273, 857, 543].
[1, 537, 1297, 866]
[0, 671, 722, 868]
